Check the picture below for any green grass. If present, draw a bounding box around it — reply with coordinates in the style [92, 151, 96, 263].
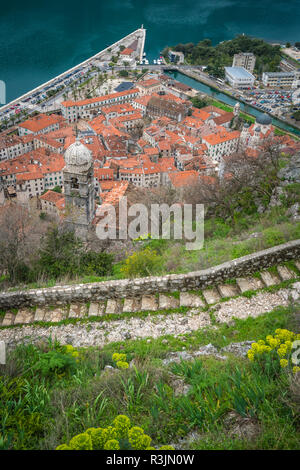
[0, 303, 299, 450]
[2, 206, 300, 292]
[0, 307, 299, 449]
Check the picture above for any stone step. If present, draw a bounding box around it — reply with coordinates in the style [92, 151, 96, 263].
[1, 312, 15, 326]
[69, 303, 88, 319]
[34, 307, 46, 322]
[123, 298, 141, 313]
[88, 302, 105, 317]
[236, 277, 264, 293]
[294, 260, 300, 271]
[45, 308, 67, 323]
[180, 292, 205, 308]
[141, 295, 158, 311]
[14, 308, 34, 325]
[260, 270, 281, 287]
[202, 288, 221, 305]
[277, 265, 295, 281]
[105, 299, 122, 315]
[159, 294, 180, 310]
[217, 284, 240, 298]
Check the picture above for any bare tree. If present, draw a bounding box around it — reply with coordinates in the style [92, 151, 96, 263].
[0, 203, 50, 284]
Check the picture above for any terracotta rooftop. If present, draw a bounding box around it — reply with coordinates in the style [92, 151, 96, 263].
[40, 190, 64, 204]
[168, 170, 199, 188]
[61, 88, 139, 108]
[18, 113, 64, 132]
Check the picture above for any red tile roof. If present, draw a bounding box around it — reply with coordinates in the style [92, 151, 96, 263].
[168, 170, 199, 188]
[18, 113, 64, 132]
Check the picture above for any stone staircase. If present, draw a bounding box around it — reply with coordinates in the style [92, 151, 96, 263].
[1, 261, 300, 328]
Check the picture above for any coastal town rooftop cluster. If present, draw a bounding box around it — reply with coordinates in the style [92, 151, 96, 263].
[0, 72, 299, 216]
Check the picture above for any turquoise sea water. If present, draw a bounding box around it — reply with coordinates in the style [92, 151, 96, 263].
[0, 0, 300, 102]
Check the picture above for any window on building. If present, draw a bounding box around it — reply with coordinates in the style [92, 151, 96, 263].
[71, 177, 79, 189]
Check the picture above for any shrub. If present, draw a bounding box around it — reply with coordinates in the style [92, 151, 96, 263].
[112, 353, 129, 369]
[247, 329, 300, 375]
[69, 433, 93, 450]
[262, 227, 285, 247]
[56, 415, 174, 450]
[33, 350, 77, 379]
[38, 227, 113, 280]
[79, 251, 114, 276]
[120, 247, 162, 278]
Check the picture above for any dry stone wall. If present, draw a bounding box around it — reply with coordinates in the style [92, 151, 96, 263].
[0, 239, 300, 310]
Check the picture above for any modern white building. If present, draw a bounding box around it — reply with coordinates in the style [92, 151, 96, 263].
[262, 71, 300, 88]
[225, 67, 255, 89]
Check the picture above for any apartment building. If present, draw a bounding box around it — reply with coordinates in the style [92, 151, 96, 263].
[262, 71, 300, 88]
[136, 79, 163, 96]
[202, 130, 240, 162]
[0, 133, 34, 161]
[61, 89, 140, 123]
[232, 53, 256, 73]
[18, 113, 64, 136]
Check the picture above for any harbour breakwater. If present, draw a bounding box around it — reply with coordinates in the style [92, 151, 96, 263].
[0, 28, 146, 114]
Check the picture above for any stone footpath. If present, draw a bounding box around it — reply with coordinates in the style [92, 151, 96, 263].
[1, 261, 299, 328]
[1, 282, 299, 351]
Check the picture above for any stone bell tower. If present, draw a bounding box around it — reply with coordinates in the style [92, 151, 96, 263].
[63, 137, 95, 239]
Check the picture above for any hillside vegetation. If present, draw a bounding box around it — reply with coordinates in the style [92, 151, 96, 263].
[1, 305, 299, 450]
[163, 35, 282, 77]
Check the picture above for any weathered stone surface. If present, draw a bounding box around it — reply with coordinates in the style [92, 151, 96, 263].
[168, 373, 191, 396]
[14, 309, 34, 325]
[224, 411, 261, 441]
[215, 289, 289, 324]
[202, 288, 221, 305]
[277, 265, 295, 281]
[1, 312, 15, 326]
[88, 302, 105, 317]
[69, 304, 87, 318]
[236, 277, 264, 293]
[217, 284, 239, 298]
[260, 270, 281, 287]
[122, 298, 141, 313]
[47, 308, 66, 323]
[34, 307, 46, 322]
[294, 260, 300, 271]
[141, 295, 158, 311]
[180, 292, 205, 308]
[221, 341, 254, 357]
[105, 299, 122, 315]
[163, 344, 225, 365]
[159, 294, 180, 310]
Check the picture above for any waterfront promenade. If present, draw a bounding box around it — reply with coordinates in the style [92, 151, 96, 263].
[0, 28, 146, 115]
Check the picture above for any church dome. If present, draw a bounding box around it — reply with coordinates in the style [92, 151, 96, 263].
[256, 113, 272, 126]
[64, 138, 92, 170]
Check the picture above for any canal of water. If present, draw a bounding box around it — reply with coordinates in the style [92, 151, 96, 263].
[165, 70, 300, 137]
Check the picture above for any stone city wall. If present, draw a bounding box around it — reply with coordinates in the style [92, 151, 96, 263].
[0, 239, 300, 310]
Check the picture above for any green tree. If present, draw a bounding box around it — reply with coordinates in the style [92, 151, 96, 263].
[119, 70, 129, 77]
[293, 110, 300, 121]
[52, 186, 62, 193]
[38, 227, 83, 278]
